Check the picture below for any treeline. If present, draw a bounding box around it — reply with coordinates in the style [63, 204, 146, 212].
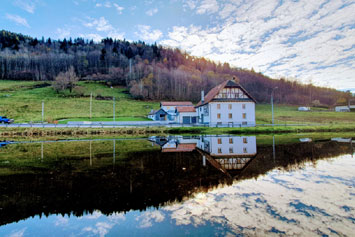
[0, 30, 351, 105]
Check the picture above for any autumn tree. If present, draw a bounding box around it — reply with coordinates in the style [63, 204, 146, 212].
[52, 66, 79, 93]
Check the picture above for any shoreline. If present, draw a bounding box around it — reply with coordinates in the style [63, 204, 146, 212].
[1, 124, 355, 137]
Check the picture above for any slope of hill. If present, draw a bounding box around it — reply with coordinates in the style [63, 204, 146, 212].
[1, 80, 354, 124]
[0, 30, 352, 106]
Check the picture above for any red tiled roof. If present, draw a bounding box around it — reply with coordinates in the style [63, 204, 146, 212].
[196, 80, 229, 107]
[176, 106, 196, 112]
[196, 80, 256, 107]
[161, 101, 193, 106]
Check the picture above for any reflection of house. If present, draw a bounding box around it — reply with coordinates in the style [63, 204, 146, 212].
[331, 138, 352, 143]
[299, 138, 312, 142]
[150, 135, 257, 174]
[335, 105, 355, 112]
[196, 79, 256, 126]
[197, 136, 257, 157]
[161, 136, 198, 152]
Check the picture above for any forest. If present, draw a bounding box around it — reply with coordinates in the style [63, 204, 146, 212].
[0, 30, 352, 106]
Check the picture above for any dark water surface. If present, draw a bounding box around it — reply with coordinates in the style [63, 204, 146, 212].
[0, 135, 354, 236]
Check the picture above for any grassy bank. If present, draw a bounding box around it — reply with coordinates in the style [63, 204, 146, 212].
[0, 80, 159, 123]
[1, 124, 355, 137]
[0, 80, 354, 125]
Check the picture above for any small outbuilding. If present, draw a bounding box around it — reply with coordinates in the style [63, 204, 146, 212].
[298, 107, 310, 111]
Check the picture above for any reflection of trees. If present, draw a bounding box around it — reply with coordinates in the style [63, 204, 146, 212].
[0, 140, 352, 226]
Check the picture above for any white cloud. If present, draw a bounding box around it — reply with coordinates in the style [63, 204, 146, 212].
[5, 14, 30, 28]
[95, 1, 124, 14]
[83, 17, 113, 32]
[82, 16, 124, 40]
[113, 3, 124, 14]
[79, 33, 103, 42]
[14, 0, 36, 14]
[183, 0, 197, 10]
[135, 25, 163, 42]
[196, 0, 219, 15]
[161, 0, 355, 90]
[56, 28, 71, 39]
[146, 8, 158, 16]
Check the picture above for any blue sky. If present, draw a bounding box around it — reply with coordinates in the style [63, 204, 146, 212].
[1, 0, 355, 92]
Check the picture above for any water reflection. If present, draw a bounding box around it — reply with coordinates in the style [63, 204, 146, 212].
[150, 135, 257, 178]
[0, 135, 354, 236]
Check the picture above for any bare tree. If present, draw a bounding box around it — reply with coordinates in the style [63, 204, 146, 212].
[52, 66, 79, 93]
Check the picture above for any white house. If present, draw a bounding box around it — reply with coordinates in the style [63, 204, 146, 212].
[196, 79, 256, 126]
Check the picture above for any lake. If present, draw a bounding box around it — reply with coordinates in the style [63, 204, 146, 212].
[0, 135, 354, 236]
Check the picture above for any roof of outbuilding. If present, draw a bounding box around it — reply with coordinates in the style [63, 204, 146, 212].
[148, 110, 158, 115]
[161, 101, 193, 106]
[176, 106, 196, 112]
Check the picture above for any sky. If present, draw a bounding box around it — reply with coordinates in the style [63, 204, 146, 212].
[1, 0, 355, 92]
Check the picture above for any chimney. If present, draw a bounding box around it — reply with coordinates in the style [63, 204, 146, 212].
[201, 90, 205, 103]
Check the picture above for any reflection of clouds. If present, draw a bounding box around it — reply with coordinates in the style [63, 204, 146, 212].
[82, 222, 114, 237]
[136, 210, 165, 228]
[7, 228, 26, 237]
[81, 210, 103, 220]
[164, 155, 355, 236]
[54, 215, 69, 226]
[107, 212, 126, 223]
[80, 211, 125, 236]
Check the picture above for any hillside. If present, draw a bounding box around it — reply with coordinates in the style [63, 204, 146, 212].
[0, 30, 352, 106]
[0, 80, 354, 124]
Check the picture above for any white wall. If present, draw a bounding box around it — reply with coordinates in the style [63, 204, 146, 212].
[209, 102, 255, 126]
[176, 112, 198, 123]
[197, 104, 210, 124]
[197, 136, 257, 156]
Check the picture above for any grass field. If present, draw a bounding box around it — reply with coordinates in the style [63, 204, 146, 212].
[0, 80, 159, 123]
[0, 80, 354, 125]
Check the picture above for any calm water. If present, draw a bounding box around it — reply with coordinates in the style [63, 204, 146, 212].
[0, 135, 354, 236]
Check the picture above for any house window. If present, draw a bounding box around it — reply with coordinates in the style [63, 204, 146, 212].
[218, 138, 222, 144]
[217, 113, 221, 119]
[242, 113, 247, 119]
[229, 147, 234, 153]
[217, 104, 221, 109]
[229, 113, 232, 119]
[228, 104, 232, 109]
[242, 104, 246, 109]
[229, 138, 233, 144]
[218, 148, 222, 153]
[243, 137, 248, 144]
[243, 147, 248, 153]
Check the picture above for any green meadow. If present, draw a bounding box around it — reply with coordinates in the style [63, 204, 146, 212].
[0, 80, 354, 126]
